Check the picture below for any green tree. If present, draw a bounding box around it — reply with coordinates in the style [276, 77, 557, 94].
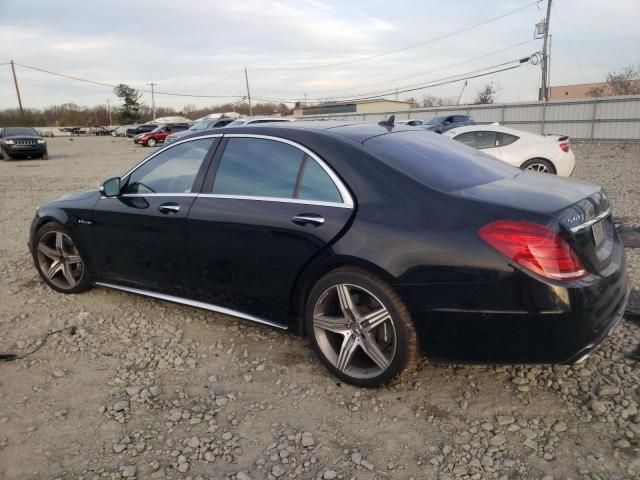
[113, 84, 143, 124]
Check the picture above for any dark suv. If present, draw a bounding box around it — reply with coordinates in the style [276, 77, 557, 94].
[421, 115, 474, 134]
[0, 127, 48, 160]
[126, 124, 158, 137]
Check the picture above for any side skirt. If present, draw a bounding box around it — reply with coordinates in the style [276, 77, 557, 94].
[95, 282, 289, 331]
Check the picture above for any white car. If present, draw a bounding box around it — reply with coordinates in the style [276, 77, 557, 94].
[226, 117, 295, 126]
[395, 119, 424, 126]
[443, 125, 575, 177]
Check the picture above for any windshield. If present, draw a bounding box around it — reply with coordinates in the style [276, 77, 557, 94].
[365, 130, 518, 193]
[4, 127, 38, 136]
[190, 121, 209, 131]
[424, 116, 447, 125]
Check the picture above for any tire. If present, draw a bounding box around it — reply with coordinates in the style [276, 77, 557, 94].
[1, 148, 12, 161]
[32, 222, 90, 294]
[305, 267, 419, 387]
[147, 138, 157, 147]
[42, 150, 49, 160]
[521, 158, 556, 174]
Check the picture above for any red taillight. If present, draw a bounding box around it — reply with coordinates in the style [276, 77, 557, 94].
[478, 220, 587, 280]
[559, 142, 570, 152]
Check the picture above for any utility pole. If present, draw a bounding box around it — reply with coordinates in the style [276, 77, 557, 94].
[457, 80, 468, 105]
[106, 98, 112, 126]
[10, 60, 25, 118]
[244, 67, 253, 116]
[148, 82, 157, 120]
[539, 0, 552, 102]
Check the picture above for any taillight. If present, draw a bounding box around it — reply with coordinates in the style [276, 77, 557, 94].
[559, 142, 570, 152]
[478, 220, 587, 280]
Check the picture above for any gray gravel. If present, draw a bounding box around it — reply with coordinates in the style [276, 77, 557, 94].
[0, 137, 638, 479]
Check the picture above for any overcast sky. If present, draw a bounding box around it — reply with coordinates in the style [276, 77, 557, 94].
[0, 0, 638, 111]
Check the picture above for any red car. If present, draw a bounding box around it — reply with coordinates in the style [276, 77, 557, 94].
[135, 123, 190, 147]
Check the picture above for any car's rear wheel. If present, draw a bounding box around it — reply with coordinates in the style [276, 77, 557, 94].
[521, 158, 556, 174]
[147, 138, 157, 147]
[305, 267, 418, 387]
[33, 223, 90, 294]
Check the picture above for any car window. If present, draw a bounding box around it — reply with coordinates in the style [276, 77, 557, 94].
[365, 131, 517, 193]
[212, 138, 305, 198]
[297, 157, 342, 203]
[123, 138, 213, 194]
[454, 116, 468, 123]
[498, 133, 519, 146]
[453, 131, 498, 149]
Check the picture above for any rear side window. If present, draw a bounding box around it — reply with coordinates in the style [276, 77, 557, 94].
[297, 158, 341, 203]
[365, 131, 518, 193]
[499, 133, 519, 146]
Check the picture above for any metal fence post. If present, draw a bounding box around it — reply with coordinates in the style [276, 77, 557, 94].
[590, 98, 597, 140]
[501, 105, 506, 124]
[541, 102, 546, 135]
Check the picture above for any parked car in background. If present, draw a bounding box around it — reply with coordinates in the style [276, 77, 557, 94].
[0, 127, 48, 160]
[395, 119, 424, 126]
[29, 122, 628, 387]
[226, 117, 295, 126]
[93, 126, 114, 136]
[165, 117, 234, 145]
[135, 123, 190, 147]
[444, 125, 575, 176]
[421, 114, 474, 133]
[126, 124, 158, 138]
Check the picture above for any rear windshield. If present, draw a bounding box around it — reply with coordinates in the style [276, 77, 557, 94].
[4, 127, 38, 136]
[365, 131, 518, 192]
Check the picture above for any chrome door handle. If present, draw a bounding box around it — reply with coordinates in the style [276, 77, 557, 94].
[158, 203, 180, 214]
[292, 214, 325, 227]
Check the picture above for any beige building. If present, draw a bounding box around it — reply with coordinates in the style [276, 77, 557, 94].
[293, 99, 411, 117]
[549, 82, 611, 100]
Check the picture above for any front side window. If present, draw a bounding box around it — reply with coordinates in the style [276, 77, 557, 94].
[211, 137, 344, 203]
[123, 138, 213, 194]
[453, 131, 498, 149]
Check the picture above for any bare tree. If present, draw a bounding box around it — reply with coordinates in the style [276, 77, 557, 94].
[473, 81, 498, 104]
[606, 64, 640, 96]
[421, 95, 457, 107]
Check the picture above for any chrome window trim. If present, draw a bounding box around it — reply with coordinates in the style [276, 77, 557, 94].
[95, 282, 288, 330]
[121, 134, 224, 181]
[569, 208, 611, 234]
[196, 193, 351, 209]
[222, 133, 354, 208]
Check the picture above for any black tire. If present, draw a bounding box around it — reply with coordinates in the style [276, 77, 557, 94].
[305, 267, 419, 387]
[1, 148, 12, 161]
[147, 138, 157, 147]
[32, 222, 91, 294]
[42, 150, 49, 160]
[521, 158, 556, 174]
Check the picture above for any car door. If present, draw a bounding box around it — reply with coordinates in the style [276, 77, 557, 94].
[187, 134, 354, 324]
[92, 136, 219, 295]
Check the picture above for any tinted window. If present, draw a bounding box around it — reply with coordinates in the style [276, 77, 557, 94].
[298, 158, 341, 203]
[212, 138, 305, 198]
[365, 131, 517, 193]
[454, 116, 468, 123]
[123, 138, 213, 194]
[499, 133, 519, 146]
[453, 131, 498, 149]
[425, 116, 447, 125]
[4, 127, 38, 136]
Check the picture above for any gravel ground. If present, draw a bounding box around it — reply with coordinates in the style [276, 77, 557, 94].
[0, 138, 638, 480]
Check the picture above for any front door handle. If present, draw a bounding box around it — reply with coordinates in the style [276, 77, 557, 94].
[158, 203, 180, 214]
[292, 213, 325, 227]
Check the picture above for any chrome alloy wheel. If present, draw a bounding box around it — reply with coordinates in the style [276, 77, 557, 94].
[526, 162, 552, 173]
[36, 231, 84, 290]
[312, 283, 397, 379]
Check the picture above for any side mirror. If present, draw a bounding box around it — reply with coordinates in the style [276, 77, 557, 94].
[100, 176, 121, 197]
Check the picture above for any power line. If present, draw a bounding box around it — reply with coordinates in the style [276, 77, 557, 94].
[271, 39, 538, 97]
[192, 68, 245, 92]
[13, 62, 244, 99]
[250, 1, 539, 71]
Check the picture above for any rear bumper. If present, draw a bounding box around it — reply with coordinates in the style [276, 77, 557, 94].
[402, 247, 629, 364]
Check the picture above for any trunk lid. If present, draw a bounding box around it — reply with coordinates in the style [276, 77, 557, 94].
[454, 171, 615, 275]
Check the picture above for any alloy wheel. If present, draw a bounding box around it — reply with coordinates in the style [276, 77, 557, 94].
[526, 162, 551, 173]
[36, 231, 84, 290]
[312, 283, 397, 379]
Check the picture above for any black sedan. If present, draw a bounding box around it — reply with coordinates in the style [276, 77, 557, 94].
[28, 122, 629, 387]
[1, 127, 49, 160]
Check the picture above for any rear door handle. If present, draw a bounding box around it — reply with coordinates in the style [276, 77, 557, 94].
[158, 203, 180, 214]
[292, 214, 325, 227]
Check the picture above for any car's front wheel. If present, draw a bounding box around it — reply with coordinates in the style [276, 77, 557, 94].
[147, 138, 157, 147]
[305, 267, 419, 387]
[33, 222, 90, 294]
